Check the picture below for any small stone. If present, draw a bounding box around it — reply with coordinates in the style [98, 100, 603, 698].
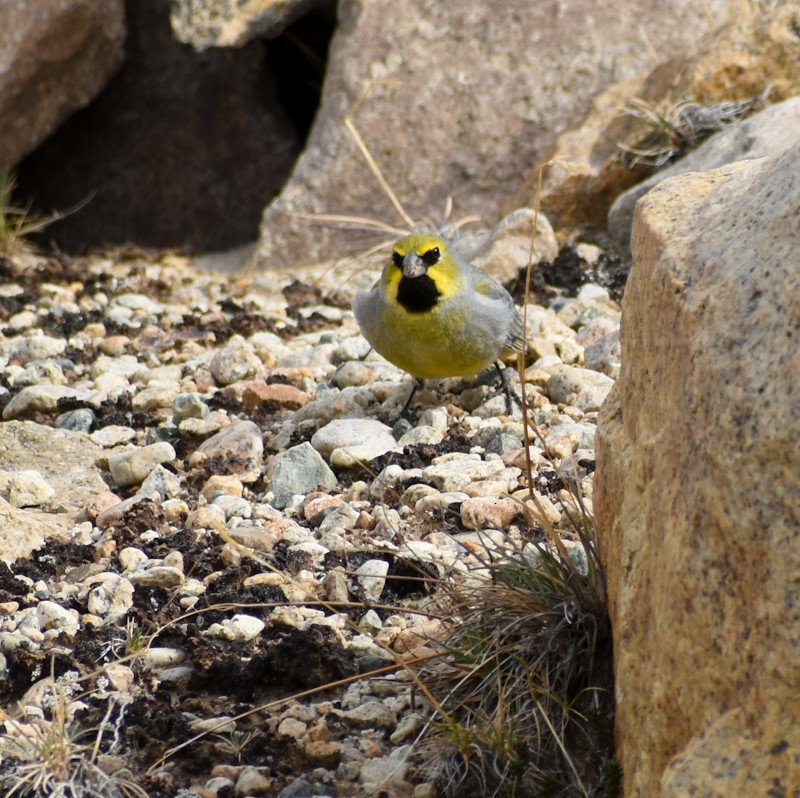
[113, 293, 162, 315]
[242, 382, 309, 410]
[210, 336, 263, 385]
[55, 408, 96, 433]
[201, 474, 244, 501]
[84, 573, 134, 622]
[172, 392, 211, 424]
[118, 547, 149, 572]
[2, 385, 80, 420]
[189, 421, 264, 483]
[390, 713, 424, 744]
[460, 496, 522, 530]
[225, 524, 281, 551]
[584, 330, 621, 378]
[129, 564, 185, 588]
[311, 418, 396, 467]
[546, 366, 614, 412]
[322, 568, 349, 603]
[318, 504, 359, 533]
[358, 745, 411, 786]
[7, 470, 55, 508]
[140, 465, 182, 500]
[334, 700, 397, 729]
[143, 647, 186, 669]
[132, 383, 180, 412]
[108, 442, 176, 488]
[348, 559, 389, 601]
[395, 425, 444, 448]
[278, 717, 307, 740]
[235, 766, 270, 796]
[359, 610, 383, 633]
[212, 494, 252, 520]
[204, 614, 265, 642]
[36, 601, 79, 635]
[422, 455, 507, 491]
[544, 422, 597, 458]
[265, 442, 338, 509]
[90, 425, 137, 448]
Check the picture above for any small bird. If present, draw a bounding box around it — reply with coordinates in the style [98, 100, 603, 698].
[353, 232, 525, 409]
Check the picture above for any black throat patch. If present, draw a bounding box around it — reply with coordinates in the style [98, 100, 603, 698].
[396, 273, 442, 313]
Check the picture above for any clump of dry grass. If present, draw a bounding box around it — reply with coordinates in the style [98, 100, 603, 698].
[617, 93, 766, 169]
[411, 520, 616, 797]
[0, 670, 148, 798]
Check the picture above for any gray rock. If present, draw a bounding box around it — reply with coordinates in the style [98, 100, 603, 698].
[140, 465, 182, 500]
[249, 0, 727, 270]
[0, 0, 125, 170]
[55, 408, 96, 433]
[266, 442, 337, 509]
[83, 573, 134, 622]
[584, 330, 621, 378]
[598, 138, 800, 796]
[544, 422, 597, 458]
[172, 392, 210, 424]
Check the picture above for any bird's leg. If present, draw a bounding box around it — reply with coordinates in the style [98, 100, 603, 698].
[398, 376, 422, 420]
[494, 362, 521, 414]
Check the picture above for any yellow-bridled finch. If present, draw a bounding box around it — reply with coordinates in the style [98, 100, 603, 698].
[353, 232, 525, 408]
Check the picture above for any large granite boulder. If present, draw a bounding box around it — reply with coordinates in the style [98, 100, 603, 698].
[596, 140, 800, 795]
[250, 0, 729, 269]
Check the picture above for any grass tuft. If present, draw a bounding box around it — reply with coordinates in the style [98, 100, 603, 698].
[617, 93, 767, 169]
[412, 531, 615, 797]
[0, 670, 147, 798]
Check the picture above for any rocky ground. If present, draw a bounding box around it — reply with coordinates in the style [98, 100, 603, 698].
[0, 239, 624, 797]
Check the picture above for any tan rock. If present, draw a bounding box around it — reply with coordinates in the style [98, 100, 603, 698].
[171, 0, 321, 49]
[596, 141, 800, 797]
[0, 497, 71, 563]
[0, 0, 125, 171]
[241, 381, 310, 410]
[250, 0, 727, 270]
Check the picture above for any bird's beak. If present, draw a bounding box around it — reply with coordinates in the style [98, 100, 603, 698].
[402, 252, 427, 279]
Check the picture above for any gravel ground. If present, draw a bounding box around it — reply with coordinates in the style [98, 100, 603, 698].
[0, 243, 621, 797]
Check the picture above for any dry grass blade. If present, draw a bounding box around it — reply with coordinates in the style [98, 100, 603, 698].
[0, 173, 93, 257]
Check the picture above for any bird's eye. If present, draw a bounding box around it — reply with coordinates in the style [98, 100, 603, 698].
[391, 251, 404, 268]
[421, 247, 440, 266]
